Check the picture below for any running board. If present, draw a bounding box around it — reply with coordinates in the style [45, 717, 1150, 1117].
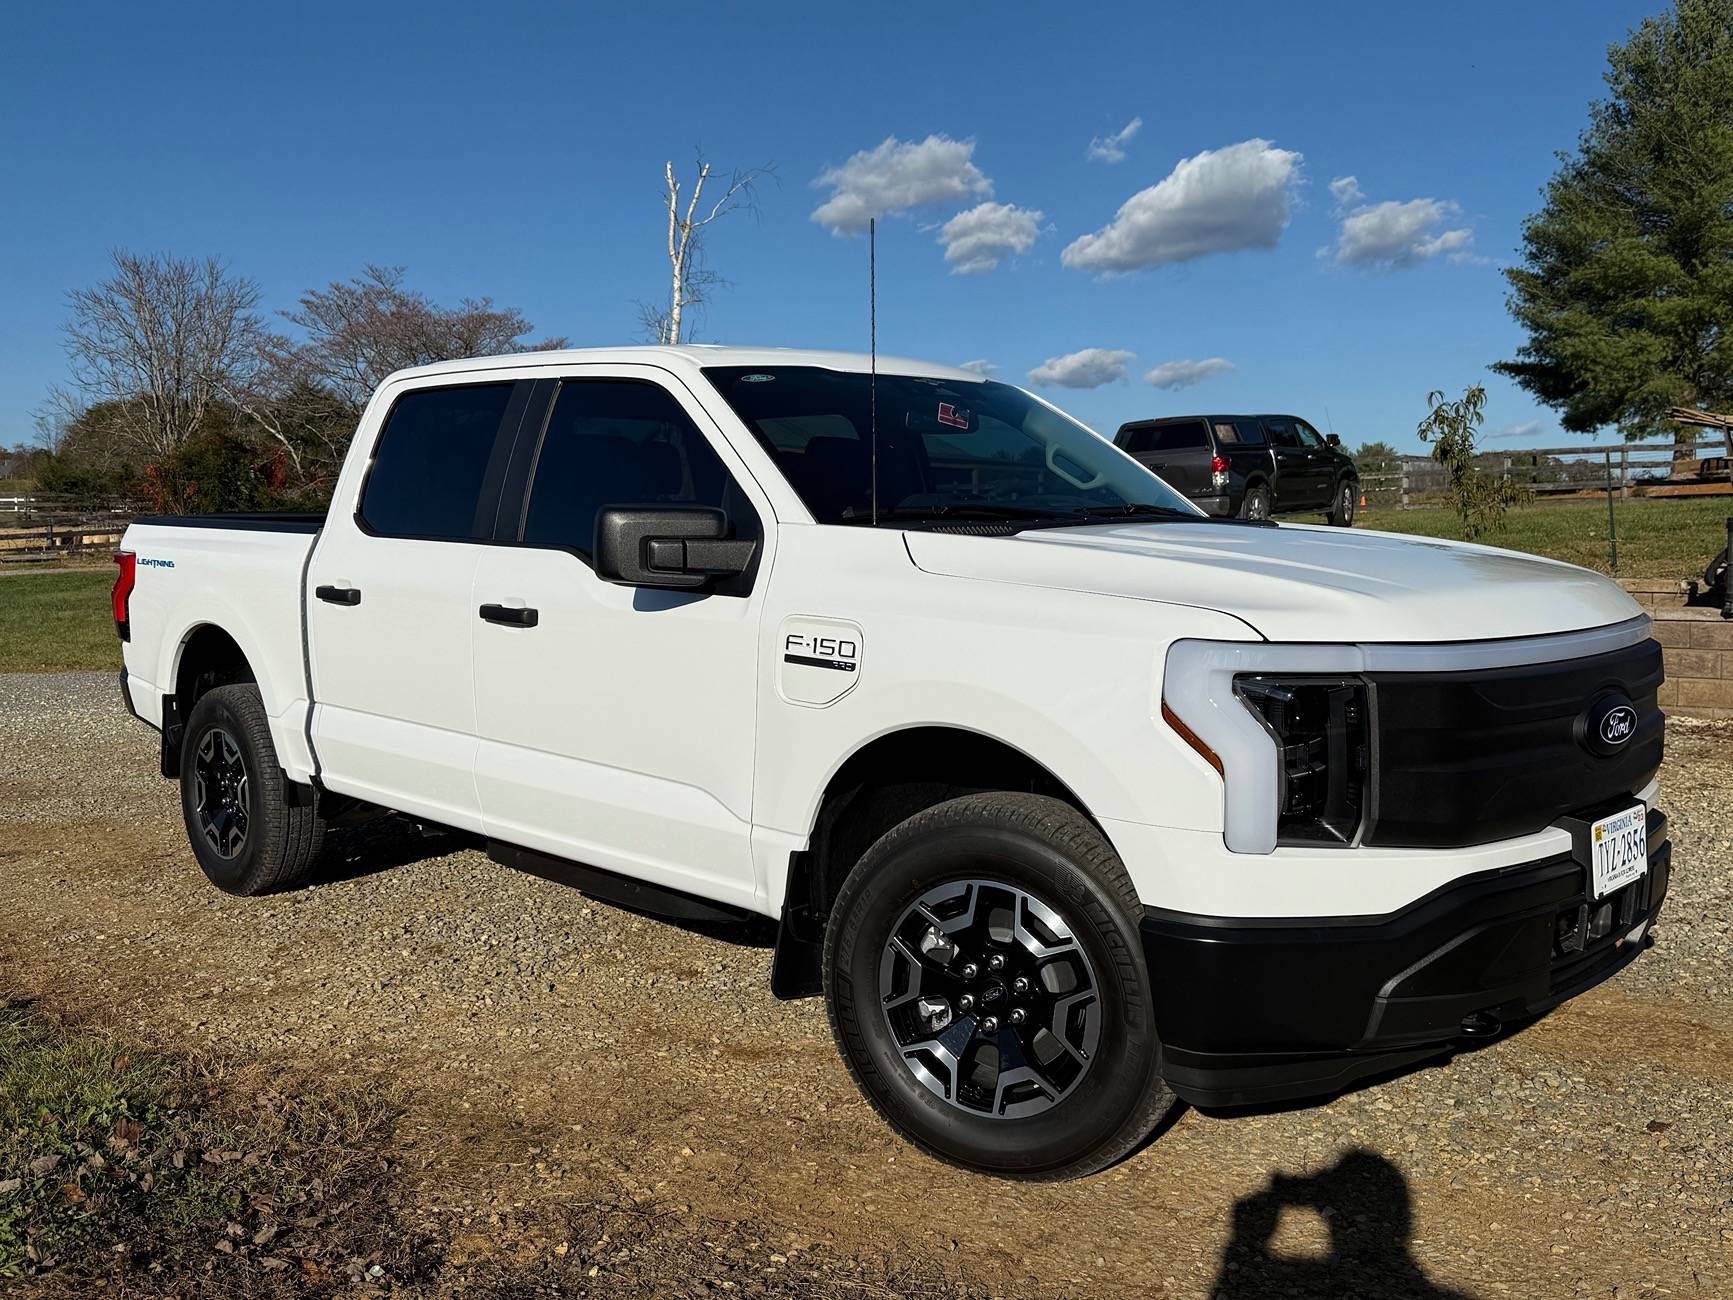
[486, 840, 754, 925]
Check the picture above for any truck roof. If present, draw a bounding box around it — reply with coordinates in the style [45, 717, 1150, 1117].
[387, 345, 987, 386]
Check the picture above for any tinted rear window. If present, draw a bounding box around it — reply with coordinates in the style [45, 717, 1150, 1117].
[1141, 420, 1209, 452]
[361, 383, 516, 540]
[1215, 420, 1265, 445]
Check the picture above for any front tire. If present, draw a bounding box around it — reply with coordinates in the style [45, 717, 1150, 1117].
[1328, 478, 1358, 527]
[824, 793, 1174, 1180]
[179, 683, 325, 896]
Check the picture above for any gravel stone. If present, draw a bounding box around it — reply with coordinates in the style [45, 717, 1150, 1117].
[2, 671, 1731, 1297]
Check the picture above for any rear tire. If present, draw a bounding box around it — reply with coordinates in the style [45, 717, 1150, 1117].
[1239, 484, 1272, 521]
[1327, 478, 1358, 527]
[179, 683, 325, 896]
[823, 792, 1175, 1180]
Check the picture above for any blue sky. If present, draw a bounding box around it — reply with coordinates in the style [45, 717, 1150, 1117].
[1, 0, 1656, 451]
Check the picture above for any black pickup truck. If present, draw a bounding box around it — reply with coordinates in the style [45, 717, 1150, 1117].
[1114, 414, 1359, 525]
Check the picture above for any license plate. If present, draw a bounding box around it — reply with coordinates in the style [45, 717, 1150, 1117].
[1590, 804, 1648, 899]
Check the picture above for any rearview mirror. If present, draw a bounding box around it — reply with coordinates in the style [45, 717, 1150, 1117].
[594, 507, 757, 590]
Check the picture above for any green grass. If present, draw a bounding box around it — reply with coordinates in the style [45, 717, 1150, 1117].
[1346, 494, 1732, 579]
[0, 497, 1725, 678]
[0, 571, 118, 672]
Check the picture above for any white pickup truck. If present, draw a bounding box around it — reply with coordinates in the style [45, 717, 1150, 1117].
[114, 346, 1670, 1179]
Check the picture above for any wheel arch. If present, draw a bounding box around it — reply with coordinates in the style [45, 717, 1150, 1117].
[163, 623, 259, 777]
[768, 723, 1111, 999]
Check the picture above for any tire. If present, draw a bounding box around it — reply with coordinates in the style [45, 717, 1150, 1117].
[823, 792, 1174, 1180]
[1327, 478, 1358, 527]
[178, 683, 325, 896]
[1239, 483, 1272, 521]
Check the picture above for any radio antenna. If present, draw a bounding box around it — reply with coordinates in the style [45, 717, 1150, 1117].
[869, 217, 878, 527]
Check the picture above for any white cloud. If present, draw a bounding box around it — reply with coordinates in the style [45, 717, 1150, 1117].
[1144, 357, 1234, 390]
[810, 134, 992, 235]
[1026, 348, 1135, 389]
[1086, 116, 1143, 164]
[1061, 139, 1302, 274]
[1327, 195, 1474, 269]
[937, 202, 1044, 273]
[956, 359, 998, 376]
[1490, 419, 1544, 440]
[1328, 175, 1364, 209]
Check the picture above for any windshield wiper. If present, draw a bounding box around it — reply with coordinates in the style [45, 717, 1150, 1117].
[1075, 503, 1207, 521]
[839, 503, 1086, 526]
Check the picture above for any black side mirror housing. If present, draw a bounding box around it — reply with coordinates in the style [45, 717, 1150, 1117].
[1326, 433, 1341, 447]
[594, 507, 757, 590]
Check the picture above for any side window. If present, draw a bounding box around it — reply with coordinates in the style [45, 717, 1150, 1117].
[1118, 427, 1154, 455]
[1293, 419, 1326, 449]
[1264, 417, 1302, 448]
[1233, 419, 1266, 446]
[360, 383, 518, 540]
[521, 380, 761, 559]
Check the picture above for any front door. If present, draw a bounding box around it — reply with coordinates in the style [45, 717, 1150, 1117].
[1263, 416, 1329, 511]
[470, 370, 771, 910]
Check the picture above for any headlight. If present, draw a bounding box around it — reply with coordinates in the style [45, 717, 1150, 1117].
[1234, 676, 1368, 845]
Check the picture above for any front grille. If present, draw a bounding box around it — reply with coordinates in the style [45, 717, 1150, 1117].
[1364, 637, 1664, 848]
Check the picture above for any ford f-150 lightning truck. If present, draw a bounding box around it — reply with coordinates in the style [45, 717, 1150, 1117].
[113, 346, 1670, 1180]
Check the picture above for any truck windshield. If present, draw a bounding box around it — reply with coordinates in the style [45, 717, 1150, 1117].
[703, 366, 1198, 527]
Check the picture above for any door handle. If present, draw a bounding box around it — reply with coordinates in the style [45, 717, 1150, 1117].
[315, 585, 361, 606]
[479, 603, 539, 627]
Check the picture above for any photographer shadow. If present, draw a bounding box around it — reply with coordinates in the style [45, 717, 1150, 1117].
[1210, 1148, 1476, 1300]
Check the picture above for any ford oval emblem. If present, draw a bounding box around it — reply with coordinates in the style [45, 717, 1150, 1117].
[1599, 705, 1637, 747]
[1581, 694, 1640, 757]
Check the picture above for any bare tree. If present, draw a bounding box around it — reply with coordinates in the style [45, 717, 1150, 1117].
[642, 157, 771, 345]
[60, 251, 268, 460]
[280, 265, 567, 408]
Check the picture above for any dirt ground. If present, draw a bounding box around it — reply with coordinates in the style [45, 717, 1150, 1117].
[2, 672, 1731, 1298]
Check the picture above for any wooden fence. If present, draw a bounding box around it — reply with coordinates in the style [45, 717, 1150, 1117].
[1355, 438, 1730, 510]
[0, 494, 139, 562]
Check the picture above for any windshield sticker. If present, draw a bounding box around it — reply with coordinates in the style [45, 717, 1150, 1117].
[937, 402, 971, 429]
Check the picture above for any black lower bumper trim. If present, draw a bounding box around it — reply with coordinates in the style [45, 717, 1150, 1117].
[1143, 813, 1670, 1108]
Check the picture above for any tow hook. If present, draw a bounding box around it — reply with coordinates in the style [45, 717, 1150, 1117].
[1458, 1011, 1502, 1039]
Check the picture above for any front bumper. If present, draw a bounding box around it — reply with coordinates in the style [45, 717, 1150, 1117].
[1141, 807, 1670, 1108]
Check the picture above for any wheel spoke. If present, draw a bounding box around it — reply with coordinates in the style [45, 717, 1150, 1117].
[877, 875, 1101, 1121]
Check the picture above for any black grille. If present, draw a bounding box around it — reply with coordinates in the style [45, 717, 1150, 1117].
[1364, 637, 1664, 848]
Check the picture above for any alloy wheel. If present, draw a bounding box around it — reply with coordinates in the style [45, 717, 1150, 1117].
[192, 725, 250, 859]
[878, 878, 1101, 1120]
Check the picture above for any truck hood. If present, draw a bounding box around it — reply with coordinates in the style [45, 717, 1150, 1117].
[903, 521, 1643, 643]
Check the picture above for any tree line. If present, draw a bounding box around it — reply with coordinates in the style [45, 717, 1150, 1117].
[2, 153, 767, 514]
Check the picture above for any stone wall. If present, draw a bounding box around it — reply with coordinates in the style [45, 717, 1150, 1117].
[1620, 580, 1733, 719]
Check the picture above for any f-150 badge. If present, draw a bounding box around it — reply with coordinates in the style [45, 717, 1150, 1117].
[777, 617, 864, 707]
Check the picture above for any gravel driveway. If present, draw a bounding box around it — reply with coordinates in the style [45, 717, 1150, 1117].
[2, 672, 1730, 1297]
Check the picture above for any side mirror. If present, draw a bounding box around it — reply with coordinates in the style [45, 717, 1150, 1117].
[594, 506, 756, 590]
[1326, 433, 1341, 447]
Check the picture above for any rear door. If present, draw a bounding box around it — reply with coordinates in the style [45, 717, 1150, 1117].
[306, 377, 534, 832]
[1120, 419, 1214, 499]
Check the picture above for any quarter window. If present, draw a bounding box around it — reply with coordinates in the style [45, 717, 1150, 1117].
[360, 383, 518, 540]
[521, 380, 760, 559]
